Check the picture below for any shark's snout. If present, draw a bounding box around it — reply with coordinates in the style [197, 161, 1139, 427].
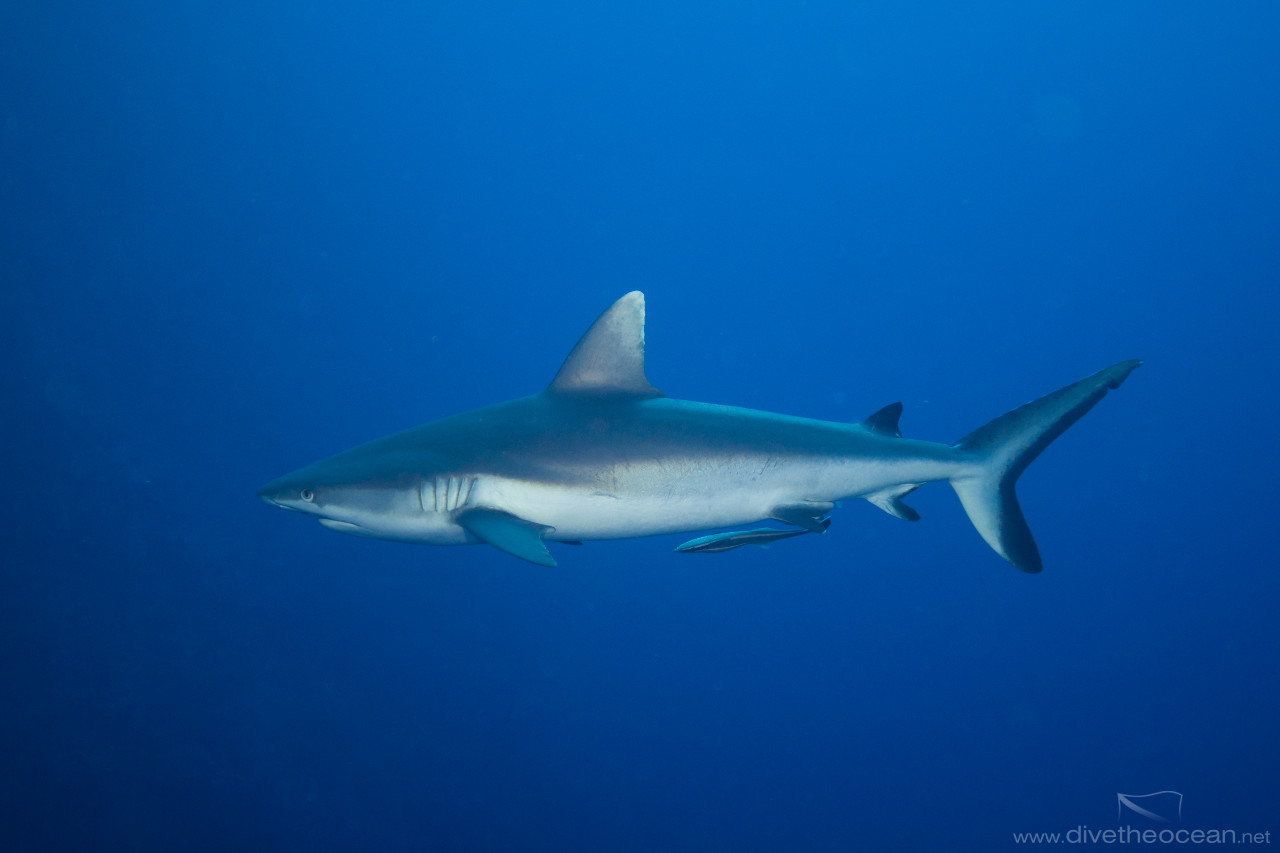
[256, 482, 275, 505]
[257, 477, 311, 511]
[256, 479, 283, 505]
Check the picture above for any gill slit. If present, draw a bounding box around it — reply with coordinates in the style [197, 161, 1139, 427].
[423, 476, 477, 513]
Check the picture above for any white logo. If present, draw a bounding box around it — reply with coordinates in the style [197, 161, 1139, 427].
[1117, 791, 1183, 822]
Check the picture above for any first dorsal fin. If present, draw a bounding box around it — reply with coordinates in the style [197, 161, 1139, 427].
[548, 291, 663, 398]
[859, 402, 903, 437]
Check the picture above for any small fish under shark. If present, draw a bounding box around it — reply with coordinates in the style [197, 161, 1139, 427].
[674, 518, 833, 553]
[259, 292, 1140, 571]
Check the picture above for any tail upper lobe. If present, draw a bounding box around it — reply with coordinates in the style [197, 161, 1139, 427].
[950, 360, 1142, 572]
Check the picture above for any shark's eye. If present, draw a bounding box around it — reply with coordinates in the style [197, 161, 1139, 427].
[300, 489, 315, 503]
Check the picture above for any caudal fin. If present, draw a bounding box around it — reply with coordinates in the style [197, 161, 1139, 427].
[950, 360, 1142, 572]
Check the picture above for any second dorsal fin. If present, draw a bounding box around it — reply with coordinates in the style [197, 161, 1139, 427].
[547, 291, 663, 398]
[859, 402, 903, 437]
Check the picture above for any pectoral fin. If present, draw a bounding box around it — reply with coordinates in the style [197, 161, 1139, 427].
[457, 508, 557, 567]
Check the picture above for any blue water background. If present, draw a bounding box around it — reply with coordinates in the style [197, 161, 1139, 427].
[3, 2, 1277, 850]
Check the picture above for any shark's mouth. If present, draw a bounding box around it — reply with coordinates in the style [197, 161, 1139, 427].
[318, 518, 362, 532]
[317, 518, 371, 536]
[259, 495, 310, 513]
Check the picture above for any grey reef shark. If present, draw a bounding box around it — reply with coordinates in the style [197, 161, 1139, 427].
[259, 292, 1140, 571]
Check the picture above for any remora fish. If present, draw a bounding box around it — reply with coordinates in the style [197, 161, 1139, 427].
[258, 292, 1140, 571]
[675, 519, 833, 554]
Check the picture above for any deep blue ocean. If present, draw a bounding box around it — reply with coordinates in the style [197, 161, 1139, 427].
[4, 2, 1277, 850]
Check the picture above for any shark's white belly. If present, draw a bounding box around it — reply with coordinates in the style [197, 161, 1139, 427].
[473, 478, 771, 539]
[339, 446, 964, 546]
[464, 456, 903, 540]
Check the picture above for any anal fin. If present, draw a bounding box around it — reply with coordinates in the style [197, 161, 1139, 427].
[865, 484, 921, 522]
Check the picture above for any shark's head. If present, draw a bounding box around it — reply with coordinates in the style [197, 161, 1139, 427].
[257, 446, 458, 542]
